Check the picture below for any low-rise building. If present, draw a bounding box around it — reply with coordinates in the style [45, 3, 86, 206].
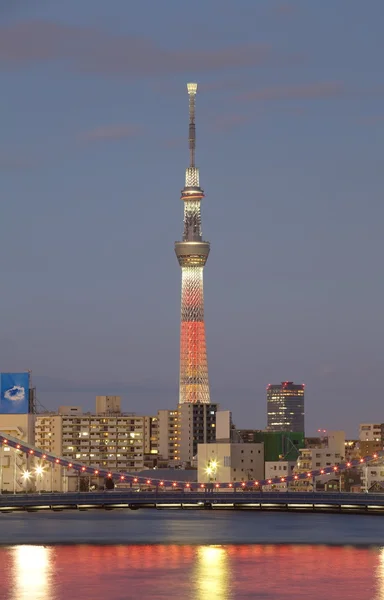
[361, 462, 384, 491]
[238, 430, 303, 462]
[359, 423, 383, 442]
[0, 413, 35, 493]
[265, 460, 296, 480]
[197, 442, 264, 484]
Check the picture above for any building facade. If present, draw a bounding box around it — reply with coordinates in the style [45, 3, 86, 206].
[175, 83, 211, 405]
[239, 430, 304, 462]
[33, 397, 161, 490]
[0, 414, 35, 493]
[197, 442, 264, 484]
[267, 381, 305, 433]
[179, 403, 218, 464]
[359, 423, 384, 442]
[265, 460, 296, 480]
[157, 409, 180, 463]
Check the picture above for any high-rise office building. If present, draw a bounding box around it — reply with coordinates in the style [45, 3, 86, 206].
[267, 381, 305, 433]
[175, 83, 210, 404]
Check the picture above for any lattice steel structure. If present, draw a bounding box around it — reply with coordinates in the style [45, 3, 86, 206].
[175, 83, 210, 404]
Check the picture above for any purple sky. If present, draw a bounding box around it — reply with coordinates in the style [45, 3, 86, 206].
[0, 0, 383, 436]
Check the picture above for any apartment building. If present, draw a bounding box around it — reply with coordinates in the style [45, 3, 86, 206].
[34, 413, 64, 491]
[33, 397, 161, 491]
[157, 409, 180, 463]
[359, 423, 384, 443]
[61, 413, 146, 471]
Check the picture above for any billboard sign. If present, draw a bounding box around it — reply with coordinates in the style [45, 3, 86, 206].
[0, 372, 30, 414]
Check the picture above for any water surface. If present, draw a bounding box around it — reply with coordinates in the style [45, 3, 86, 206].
[1, 511, 384, 599]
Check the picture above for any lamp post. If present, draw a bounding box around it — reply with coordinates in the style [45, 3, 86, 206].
[205, 459, 218, 492]
[22, 470, 31, 494]
[34, 465, 44, 494]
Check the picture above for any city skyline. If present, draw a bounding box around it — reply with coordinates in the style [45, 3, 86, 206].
[0, 1, 383, 436]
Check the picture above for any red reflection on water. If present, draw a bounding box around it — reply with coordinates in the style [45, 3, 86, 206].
[0, 545, 381, 600]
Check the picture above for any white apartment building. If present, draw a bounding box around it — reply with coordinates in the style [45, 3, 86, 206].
[61, 413, 146, 471]
[157, 409, 180, 463]
[295, 447, 344, 473]
[197, 443, 264, 484]
[360, 462, 384, 491]
[359, 424, 383, 442]
[33, 397, 160, 491]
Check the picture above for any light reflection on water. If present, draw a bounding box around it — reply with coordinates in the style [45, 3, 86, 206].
[1, 544, 384, 599]
[196, 546, 229, 600]
[11, 546, 53, 600]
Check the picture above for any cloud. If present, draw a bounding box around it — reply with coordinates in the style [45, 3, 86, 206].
[238, 82, 344, 102]
[4, 385, 26, 402]
[79, 124, 143, 143]
[0, 21, 270, 76]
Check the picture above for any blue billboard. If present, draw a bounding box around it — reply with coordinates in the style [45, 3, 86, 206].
[0, 372, 30, 414]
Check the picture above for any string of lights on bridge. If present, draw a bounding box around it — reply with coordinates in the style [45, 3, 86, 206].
[1, 432, 382, 490]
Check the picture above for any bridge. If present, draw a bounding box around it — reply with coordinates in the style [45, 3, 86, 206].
[1, 490, 384, 514]
[1, 431, 383, 502]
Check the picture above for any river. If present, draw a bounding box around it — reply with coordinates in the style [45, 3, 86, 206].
[1, 510, 384, 599]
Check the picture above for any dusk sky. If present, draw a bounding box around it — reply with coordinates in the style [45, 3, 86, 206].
[0, 1, 383, 436]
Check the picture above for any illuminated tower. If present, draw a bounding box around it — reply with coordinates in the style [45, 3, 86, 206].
[175, 83, 210, 404]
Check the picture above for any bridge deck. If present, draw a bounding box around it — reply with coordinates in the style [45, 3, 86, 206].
[1, 491, 384, 514]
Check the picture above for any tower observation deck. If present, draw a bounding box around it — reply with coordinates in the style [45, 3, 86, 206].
[175, 83, 210, 404]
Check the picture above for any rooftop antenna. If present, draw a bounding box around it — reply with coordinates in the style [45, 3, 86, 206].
[187, 82, 197, 168]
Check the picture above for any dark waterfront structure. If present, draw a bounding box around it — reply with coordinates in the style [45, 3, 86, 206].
[267, 381, 305, 434]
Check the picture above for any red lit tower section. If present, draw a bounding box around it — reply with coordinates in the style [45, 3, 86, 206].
[175, 83, 210, 404]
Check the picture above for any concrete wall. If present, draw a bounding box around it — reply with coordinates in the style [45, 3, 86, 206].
[265, 460, 296, 479]
[197, 443, 264, 483]
[0, 414, 35, 492]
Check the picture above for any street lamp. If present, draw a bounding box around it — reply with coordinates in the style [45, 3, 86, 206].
[22, 470, 31, 493]
[205, 459, 218, 484]
[34, 465, 45, 494]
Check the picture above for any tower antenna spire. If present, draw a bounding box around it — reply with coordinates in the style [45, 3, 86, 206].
[175, 82, 210, 405]
[187, 83, 197, 168]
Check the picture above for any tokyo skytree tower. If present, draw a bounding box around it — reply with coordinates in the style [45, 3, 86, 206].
[175, 83, 211, 404]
